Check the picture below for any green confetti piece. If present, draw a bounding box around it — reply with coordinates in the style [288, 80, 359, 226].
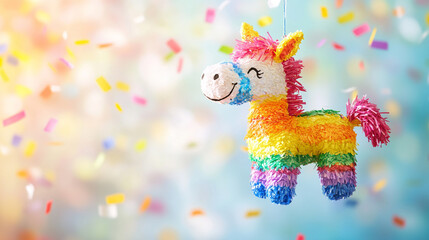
[219, 45, 234, 54]
[164, 51, 175, 61]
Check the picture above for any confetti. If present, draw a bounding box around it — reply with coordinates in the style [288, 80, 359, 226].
[267, 0, 281, 8]
[166, 39, 181, 54]
[393, 6, 405, 18]
[26, 184, 34, 200]
[393, 215, 406, 228]
[66, 47, 75, 60]
[59, 58, 73, 69]
[164, 52, 175, 61]
[98, 43, 113, 48]
[140, 197, 151, 213]
[245, 209, 261, 218]
[3, 110, 26, 126]
[45, 200, 52, 214]
[75, 39, 90, 45]
[44, 118, 58, 132]
[94, 152, 105, 168]
[336, 0, 343, 8]
[317, 39, 326, 48]
[240, 146, 248, 152]
[24, 141, 37, 157]
[116, 81, 130, 91]
[133, 95, 147, 105]
[205, 8, 216, 23]
[353, 23, 370, 36]
[371, 40, 388, 50]
[373, 178, 387, 192]
[0, 68, 9, 82]
[296, 233, 305, 240]
[359, 61, 365, 70]
[12, 135, 22, 146]
[426, 12, 429, 25]
[321, 6, 328, 18]
[345, 199, 358, 207]
[96, 76, 111, 92]
[135, 139, 147, 152]
[115, 103, 122, 112]
[40, 85, 53, 99]
[106, 193, 125, 204]
[218, 0, 230, 10]
[368, 28, 377, 46]
[35, 11, 51, 23]
[219, 45, 234, 54]
[98, 204, 118, 218]
[15, 85, 32, 97]
[338, 12, 354, 23]
[103, 138, 115, 150]
[190, 208, 205, 216]
[332, 42, 345, 50]
[177, 57, 183, 73]
[17, 169, 29, 178]
[258, 16, 272, 27]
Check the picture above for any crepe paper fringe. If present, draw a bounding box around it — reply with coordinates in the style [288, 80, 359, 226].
[267, 185, 295, 205]
[251, 153, 356, 171]
[282, 57, 306, 115]
[323, 183, 356, 200]
[231, 34, 278, 62]
[265, 168, 300, 188]
[274, 31, 304, 62]
[298, 109, 341, 117]
[250, 181, 266, 198]
[229, 62, 253, 105]
[318, 169, 356, 186]
[346, 95, 391, 147]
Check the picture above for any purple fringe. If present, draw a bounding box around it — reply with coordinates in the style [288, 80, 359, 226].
[250, 168, 266, 184]
[265, 169, 300, 188]
[318, 169, 356, 186]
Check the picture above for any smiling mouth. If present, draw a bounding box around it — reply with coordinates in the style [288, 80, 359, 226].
[204, 83, 238, 101]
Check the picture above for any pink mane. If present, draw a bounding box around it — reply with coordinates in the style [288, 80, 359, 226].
[231, 34, 306, 116]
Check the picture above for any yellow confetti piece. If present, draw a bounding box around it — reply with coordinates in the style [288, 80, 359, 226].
[351, 90, 358, 101]
[386, 100, 401, 117]
[96, 76, 111, 92]
[338, 12, 354, 24]
[0, 57, 3, 67]
[0, 68, 9, 82]
[11, 50, 30, 62]
[245, 209, 261, 218]
[15, 85, 32, 97]
[164, 52, 175, 61]
[49, 141, 63, 146]
[426, 12, 429, 26]
[240, 146, 248, 152]
[116, 81, 130, 91]
[140, 197, 151, 213]
[373, 179, 387, 192]
[321, 6, 328, 18]
[115, 103, 122, 112]
[66, 47, 76, 61]
[17, 170, 29, 178]
[135, 139, 147, 152]
[24, 141, 37, 157]
[75, 39, 90, 45]
[219, 45, 234, 54]
[368, 28, 377, 46]
[35, 11, 51, 23]
[190, 208, 205, 216]
[258, 16, 272, 27]
[106, 193, 125, 204]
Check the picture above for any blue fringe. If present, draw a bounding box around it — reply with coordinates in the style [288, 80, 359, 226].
[267, 186, 295, 205]
[250, 181, 266, 199]
[323, 183, 356, 200]
[228, 62, 252, 105]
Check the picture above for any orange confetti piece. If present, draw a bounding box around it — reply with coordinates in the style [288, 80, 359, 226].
[359, 61, 365, 71]
[373, 178, 387, 192]
[321, 6, 328, 18]
[240, 146, 248, 152]
[17, 170, 29, 178]
[106, 193, 125, 204]
[336, 0, 343, 8]
[46, 200, 52, 214]
[393, 6, 405, 18]
[393, 215, 406, 228]
[40, 85, 53, 99]
[245, 209, 261, 218]
[98, 43, 113, 48]
[140, 197, 151, 213]
[190, 208, 205, 216]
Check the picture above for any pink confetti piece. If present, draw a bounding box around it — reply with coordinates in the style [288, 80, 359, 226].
[371, 40, 388, 50]
[133, 95, 147, 105]
[177, 57, 183, 73]
[44, 118, 58, 132]
[353, 23, 370, 36]
[166, 39, 181, 54]
[205, 8, 216, 23]
[317, 39, 326, 48]
[296, 233, 305, 240]
[59, 57, 74, 69]
[332, 42, 345, 50]
[3, 110, 26, 127]
[46, 200, 52, 214]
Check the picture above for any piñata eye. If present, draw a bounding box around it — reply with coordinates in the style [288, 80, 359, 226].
[247, 67, 263, 79]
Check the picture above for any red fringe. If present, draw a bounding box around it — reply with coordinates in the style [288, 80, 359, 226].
[282, 58, 306, 115]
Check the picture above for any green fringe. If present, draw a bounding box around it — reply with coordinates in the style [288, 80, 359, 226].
[250, 152, 356, 170]
[298, 109, 342, 117]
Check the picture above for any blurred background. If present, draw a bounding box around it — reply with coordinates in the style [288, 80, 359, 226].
[0, 0, 428, 239]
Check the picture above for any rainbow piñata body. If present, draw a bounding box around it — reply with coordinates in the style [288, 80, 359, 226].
[201, 23, 390, 205]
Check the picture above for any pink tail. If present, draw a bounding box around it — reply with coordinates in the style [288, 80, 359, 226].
[346, 96, 391, 147]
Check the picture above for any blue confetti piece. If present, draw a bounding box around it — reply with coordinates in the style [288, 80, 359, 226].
[345, 199, 358, 207]
[12, 134, 22, 147]
[103, 138, 115, 150]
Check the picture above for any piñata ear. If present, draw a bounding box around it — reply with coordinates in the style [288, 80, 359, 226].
[274, 31, 304, 62]
[241, 22, 259, 41]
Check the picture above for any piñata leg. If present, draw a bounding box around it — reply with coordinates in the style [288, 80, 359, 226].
[317, 153, 357, 200]
[264, 156, 301, 205]
[250, 162, 266, 198]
